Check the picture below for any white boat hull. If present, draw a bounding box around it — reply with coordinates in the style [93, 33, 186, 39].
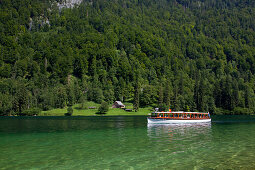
[147, 118, 211, 124]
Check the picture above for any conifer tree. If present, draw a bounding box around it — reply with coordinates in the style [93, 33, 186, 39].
[163, 81, 171, 108]
[158, 86, 164, 106]
[133, 73, 140, 112]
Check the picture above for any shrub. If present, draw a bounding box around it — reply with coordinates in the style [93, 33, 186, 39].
[21, 108, 41, 116]
[158, 104, 168, 112]
[65, 106, 73, 116]
[185, 105, 190, 112]
[233, 107, 251, 115]
[98, 101, 109, 114]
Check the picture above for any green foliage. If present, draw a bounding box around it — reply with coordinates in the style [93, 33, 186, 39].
[87, 88, 104, 104]
[185, 105, 190, 112]
[98, 101, 109, 114]
[21, 108, 41, 116]
[140, 85, 158, 107]
[158, 103, 168, 112]
[133, 75, 140, 112]
[78, 95, 87, 109]
[55, 85, 67, 108]
[0, 93, 13, 116]
[1, 0, 255, 115]
[65, 106, 73, 116]
[233, 107, 253, 115]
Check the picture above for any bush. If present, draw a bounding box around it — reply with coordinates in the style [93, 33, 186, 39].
[233, 107, 251, 115]
[215, 108, 232, 115]
[65, 106, 73, 116]
[158, 104, 168, 112]
[184, 105, 190, 112]
[98, 101, 109, 114]
[21, 108, 41, 116]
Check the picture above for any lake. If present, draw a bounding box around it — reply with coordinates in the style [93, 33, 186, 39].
[0, 115, 255, 169]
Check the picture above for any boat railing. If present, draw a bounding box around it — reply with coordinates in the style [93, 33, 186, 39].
[152, 111, 209, 114]
[150, 111, 210, 119]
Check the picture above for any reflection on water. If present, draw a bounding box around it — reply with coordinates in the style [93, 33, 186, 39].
[146, 121, 255, 169]
[145, 123, 213, 169]
[0, 116, 146, 134]
[147, 123, 211, 139]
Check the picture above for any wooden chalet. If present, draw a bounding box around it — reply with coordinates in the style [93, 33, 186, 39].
[112, 101, 125, 108]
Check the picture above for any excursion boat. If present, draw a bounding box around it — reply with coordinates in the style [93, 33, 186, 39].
[147, 111, 211, 124]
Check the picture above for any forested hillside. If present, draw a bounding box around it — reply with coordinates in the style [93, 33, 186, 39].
[1, 0, 255, 115]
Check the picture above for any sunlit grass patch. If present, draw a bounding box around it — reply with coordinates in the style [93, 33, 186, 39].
[41, 101, 152, 116]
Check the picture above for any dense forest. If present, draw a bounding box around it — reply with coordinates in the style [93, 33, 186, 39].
[0, 0, 255, 115]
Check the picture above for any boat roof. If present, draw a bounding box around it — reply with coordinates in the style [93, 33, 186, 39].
[153, 111, 209, 114]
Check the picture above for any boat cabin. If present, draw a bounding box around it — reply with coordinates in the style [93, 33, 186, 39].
[150, 112, 210, 119]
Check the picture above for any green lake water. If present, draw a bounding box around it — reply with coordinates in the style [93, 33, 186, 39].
[0, 115, 255, 169]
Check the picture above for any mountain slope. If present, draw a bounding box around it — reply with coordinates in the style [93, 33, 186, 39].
[0, 0, 255, 115]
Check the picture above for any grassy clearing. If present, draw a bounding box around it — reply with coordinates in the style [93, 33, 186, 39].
[40, 101, 152, 116]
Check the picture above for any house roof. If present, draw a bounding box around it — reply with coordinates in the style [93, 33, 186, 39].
[115, 101, 125, 106]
